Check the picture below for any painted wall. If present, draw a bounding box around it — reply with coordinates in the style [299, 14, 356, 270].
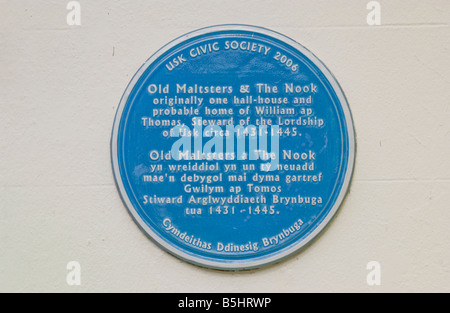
[1, 0, 449, 292]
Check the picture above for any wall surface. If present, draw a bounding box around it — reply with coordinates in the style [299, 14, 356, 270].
[1, 0, 449, 293]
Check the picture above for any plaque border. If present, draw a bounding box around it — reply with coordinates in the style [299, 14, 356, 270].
[111, 24, 356, 270]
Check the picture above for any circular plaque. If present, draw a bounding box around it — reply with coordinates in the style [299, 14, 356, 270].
[111, 25, 355, 270]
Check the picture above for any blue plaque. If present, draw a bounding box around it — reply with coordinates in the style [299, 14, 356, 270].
[111, 25, 355, 270]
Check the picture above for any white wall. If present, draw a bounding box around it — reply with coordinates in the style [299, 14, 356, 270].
[1, 0, 449, 292]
